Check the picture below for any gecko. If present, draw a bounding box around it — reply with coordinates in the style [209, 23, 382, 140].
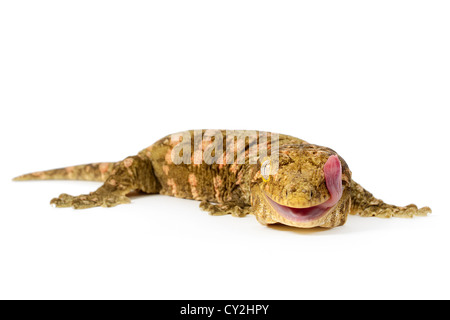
[13, 130, 431, 229]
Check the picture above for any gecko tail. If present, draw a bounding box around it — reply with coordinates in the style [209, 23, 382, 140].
[13, 162, 115, 182]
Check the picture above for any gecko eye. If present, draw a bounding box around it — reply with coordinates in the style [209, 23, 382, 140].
[261, 159, 272, 182]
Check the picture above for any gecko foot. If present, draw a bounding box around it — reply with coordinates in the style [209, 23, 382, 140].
[359, 203, 432, 218]
[50, 192, 131, 209]
[199, 201, 251, 217]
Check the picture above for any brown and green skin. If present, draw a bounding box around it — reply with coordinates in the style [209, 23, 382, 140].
[13, 130, 432, 229]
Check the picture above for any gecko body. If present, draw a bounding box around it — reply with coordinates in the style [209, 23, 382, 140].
[14, 130, 431, 229]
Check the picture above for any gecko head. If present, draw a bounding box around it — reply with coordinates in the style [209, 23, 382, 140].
[252, 144, 352, 228]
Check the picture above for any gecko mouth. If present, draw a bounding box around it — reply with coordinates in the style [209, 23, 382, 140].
[265, 155, 343, 223]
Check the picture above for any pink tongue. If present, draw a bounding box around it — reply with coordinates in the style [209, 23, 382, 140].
[323, 155, 343, 208]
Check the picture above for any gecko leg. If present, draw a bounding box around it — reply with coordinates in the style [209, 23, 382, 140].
[200, 201, 251, 217]
[350, 180, 431, 218]
[51, 156, 160, 209]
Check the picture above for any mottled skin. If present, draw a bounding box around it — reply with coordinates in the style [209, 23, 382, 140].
[13, 130, 431, 229]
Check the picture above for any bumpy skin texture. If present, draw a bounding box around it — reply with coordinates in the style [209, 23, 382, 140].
[13, 130, 431, 229]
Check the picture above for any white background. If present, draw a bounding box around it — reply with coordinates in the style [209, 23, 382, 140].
[0, 1, 449, 300]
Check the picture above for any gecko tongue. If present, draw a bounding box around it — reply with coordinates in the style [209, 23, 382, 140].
[323, 155, 343, 208]
[265, 155, 343, 223]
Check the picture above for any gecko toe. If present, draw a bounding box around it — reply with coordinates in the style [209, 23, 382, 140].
[50, 193, 75, 208]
